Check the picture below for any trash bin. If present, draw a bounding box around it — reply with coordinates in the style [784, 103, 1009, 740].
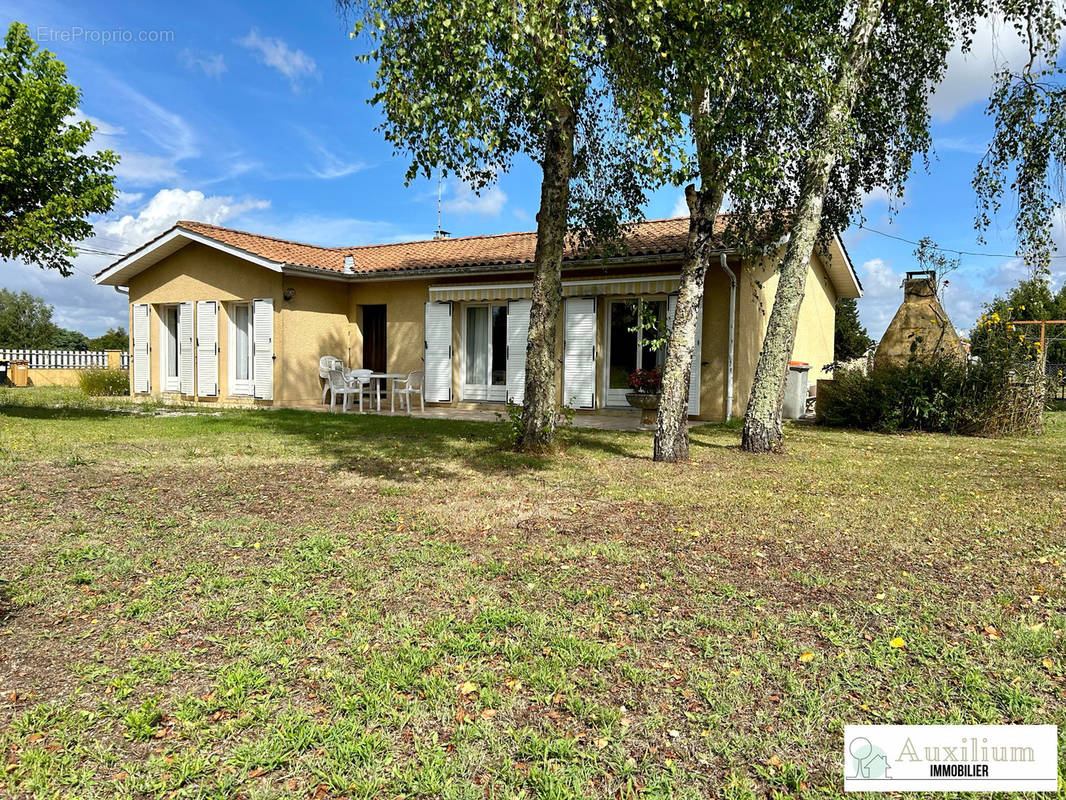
[0, 360, 8, 386]
[782, 361, 810, 419]
[10, 360, 29, 387]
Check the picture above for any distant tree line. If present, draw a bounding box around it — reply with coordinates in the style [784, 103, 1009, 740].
[0, 288, 126, 350]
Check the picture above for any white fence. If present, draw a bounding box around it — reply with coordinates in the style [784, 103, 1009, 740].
[0, 349, 130, 369]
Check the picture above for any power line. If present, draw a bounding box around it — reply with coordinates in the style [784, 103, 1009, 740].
[856, 224, 1066, 261]
[74, 246, 124, 257]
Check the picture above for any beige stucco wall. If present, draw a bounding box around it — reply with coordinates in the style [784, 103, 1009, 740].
[122, 242, 840, 419]
[349, 277, 434, 386]
[26, 369, 86, 387]
[730, 248, 839, 414]
[280, 274, 350, 404]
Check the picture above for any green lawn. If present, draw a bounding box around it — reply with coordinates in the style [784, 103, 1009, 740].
[1, 387, 1063, 799]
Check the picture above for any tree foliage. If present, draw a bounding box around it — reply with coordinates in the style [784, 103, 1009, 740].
[834, 297, 875, 361]
[0, 288, 58, 347]
[340, 0, 649, 451]
[339, 0, 643, 238]
[974, 6, 1065, 276]
[0, 22, 117, 275]
[89, 326, 128, 350]
[970, 276, 1066, 363]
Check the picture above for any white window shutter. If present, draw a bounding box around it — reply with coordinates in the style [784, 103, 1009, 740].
[423, 301, 452, 402]
[178, 302, 194, 395]
[563, 297, 596, 409]
[506, 299, 532, 404]
[196, 301, 218, 397]
[252, 298, 274, 400]
[667, 294, 703, 416]
[132, 303, 150, 394]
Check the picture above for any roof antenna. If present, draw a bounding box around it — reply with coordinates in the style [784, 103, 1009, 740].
[434, 170, 450, 240]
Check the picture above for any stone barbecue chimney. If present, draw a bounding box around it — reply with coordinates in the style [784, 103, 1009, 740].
[874, 270, 966, 366]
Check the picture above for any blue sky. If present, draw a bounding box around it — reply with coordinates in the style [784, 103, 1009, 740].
[2, 0, 1064, 338]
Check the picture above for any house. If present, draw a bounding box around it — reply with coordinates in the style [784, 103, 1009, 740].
[93, 216, 861, 419]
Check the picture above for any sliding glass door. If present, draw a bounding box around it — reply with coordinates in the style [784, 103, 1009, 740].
[463, 304, 508, 401]
[605, 298, 667, 406]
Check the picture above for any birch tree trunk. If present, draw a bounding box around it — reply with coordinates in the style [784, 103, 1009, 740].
[653, 180, 725, 462]
[741, 0, 884, 454]
[516, 105, 576, 452]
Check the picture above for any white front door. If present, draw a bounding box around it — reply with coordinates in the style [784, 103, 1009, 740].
[462, 304, 508, 402]
[229, 302, 254, 396]
[605, 298, 667, 407]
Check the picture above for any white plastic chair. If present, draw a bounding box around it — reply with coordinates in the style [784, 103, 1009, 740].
[327, 368, 362, 413]
[392, 370, 425, 414]
[349, 369, 374, 410]
[320, 356, 345, 404]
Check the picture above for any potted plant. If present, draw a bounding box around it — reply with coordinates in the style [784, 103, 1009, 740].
[625, 367, 662, 424]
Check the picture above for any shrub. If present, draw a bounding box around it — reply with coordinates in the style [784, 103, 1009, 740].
[78, 368, 129, 397]
[820, 310, 1045, 437]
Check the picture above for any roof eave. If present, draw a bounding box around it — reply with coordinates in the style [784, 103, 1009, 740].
[831, 233, 863, 298]
[94, 225, 285, 287]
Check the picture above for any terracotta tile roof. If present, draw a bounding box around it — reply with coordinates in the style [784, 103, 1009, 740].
[173, 216, 714, 276]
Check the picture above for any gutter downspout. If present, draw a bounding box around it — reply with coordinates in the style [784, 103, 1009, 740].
[720, 252, 736, 420]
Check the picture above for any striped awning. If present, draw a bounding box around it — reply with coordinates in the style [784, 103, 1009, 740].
[429, 274, 680, 302]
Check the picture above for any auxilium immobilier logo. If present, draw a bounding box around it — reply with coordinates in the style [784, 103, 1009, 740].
[844, 725, 1059, 792]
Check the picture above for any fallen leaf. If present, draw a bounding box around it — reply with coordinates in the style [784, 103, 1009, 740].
[798, 651, 815, 663]
[480, 709, 498, 719]
[458, 681, 478, 696]
[889, 637, 906, 649]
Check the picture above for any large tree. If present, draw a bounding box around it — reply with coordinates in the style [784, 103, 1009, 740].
[89, 326, 128, 351]
[741, 0, 1064, 453]
[834, 297, 874, 361]
[0, 288, 58, 348]
[739, 0, 985, 452]
[0, 22, 117, 276]
[604, 0, 830, 461]
[340, 0, 643, 452]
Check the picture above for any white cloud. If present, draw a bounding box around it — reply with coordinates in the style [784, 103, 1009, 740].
[239, 29, 318, 90]
[96, 188, 270, 247]
[75, 81, 199, 186]
[293, 128, 369, 180]
[935, 135, 988, 156]
[671, 192, 689, 218]
[442, 180, 507, 217]
[929, 16, 1033, 122]
[1, 188, 273, 337]
[181, 49, 227, 79]
[856, 257, 904, 338]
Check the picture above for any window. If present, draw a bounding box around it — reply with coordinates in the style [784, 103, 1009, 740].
[160, 305, 182, 392]
[230, 302, 253, 395]
[605, 298, 666, 406]
[462, 304, 508, 401]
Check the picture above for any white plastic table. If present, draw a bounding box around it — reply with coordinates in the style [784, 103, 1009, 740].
[368, 372, 407, 411]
